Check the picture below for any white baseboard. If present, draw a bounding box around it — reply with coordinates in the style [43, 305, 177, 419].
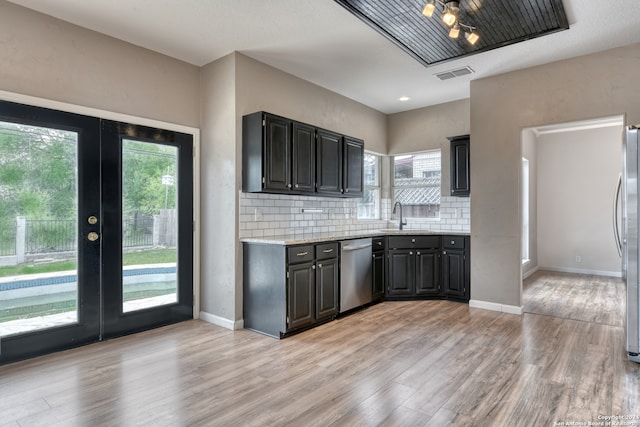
[469, 300, 523, 315]
[540, 266, 622, 278]
[523, 265, 539, 280]
[199, 311, 244, 330]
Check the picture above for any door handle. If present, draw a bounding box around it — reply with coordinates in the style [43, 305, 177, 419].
[87, 231, 100, 242]
[614, 172, 622, 257]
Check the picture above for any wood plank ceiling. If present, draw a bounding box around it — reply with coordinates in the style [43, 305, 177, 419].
[334, 0, 569, 66]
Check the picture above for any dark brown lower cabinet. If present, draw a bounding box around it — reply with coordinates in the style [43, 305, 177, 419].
[243, 241, 339, 339]
[387, 249, 415, 297]
[442, 236, 469, 300]
[287, 261, 315, 330]
[372, 254, 385, 301]
[386, 235, 469, 302]
[316, 257, 339, 320]
[415, 249, 441, 296]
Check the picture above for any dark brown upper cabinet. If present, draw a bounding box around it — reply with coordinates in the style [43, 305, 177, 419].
[243, 111, 364, 198]
[449, 134, 470, 197]
[316, 129, 343, 196]
[343, 136, 364, 197]
[292, 122, 316, 192]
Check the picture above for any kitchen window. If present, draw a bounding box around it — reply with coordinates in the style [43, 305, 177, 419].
[392, 150, 441, 219]
[357, 152, 380, 219]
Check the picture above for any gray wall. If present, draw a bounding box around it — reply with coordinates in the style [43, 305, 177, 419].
[0, 1, 200, 127]
[470, 43, 640, 309]
[199, 54, 239, 325]
[388, 99, 470, 195]
[199, 53, 388, 326]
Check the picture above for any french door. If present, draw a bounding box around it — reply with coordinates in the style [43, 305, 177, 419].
[0, 101, 193, 364]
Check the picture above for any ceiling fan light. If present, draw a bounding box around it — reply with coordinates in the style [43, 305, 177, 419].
[449, 23, 460, 38]
[422, 1, 436, 17]
[465, 30, 479, 45]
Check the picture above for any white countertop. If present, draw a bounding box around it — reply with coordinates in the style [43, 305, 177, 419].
[240, 229, 470, 245]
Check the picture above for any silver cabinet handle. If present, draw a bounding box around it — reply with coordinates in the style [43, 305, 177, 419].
[295, 184, 299, 188]
[297, 251, 308, 256]
[411, 239, 415, 243]
[312, 265, 316, 270]
[288, 184, 292, 188]
[451, 240, 456, 245]
[409, 251, 413, 255]
[318, 263, 322, 268]
[417, 251, 421, 255]
[323, 248, 334, 253]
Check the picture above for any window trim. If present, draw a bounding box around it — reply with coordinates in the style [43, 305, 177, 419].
[357, 151, 381, 220]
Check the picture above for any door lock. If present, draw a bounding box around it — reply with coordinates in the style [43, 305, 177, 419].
[87, 231, 100, 242]
[87, 215, 98, 225]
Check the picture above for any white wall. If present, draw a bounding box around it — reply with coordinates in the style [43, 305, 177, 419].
[536, 125, 622, 276]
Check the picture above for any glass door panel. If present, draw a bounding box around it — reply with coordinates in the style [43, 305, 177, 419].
[0, 100, 101, 364]
[101, 120, 193, 339]
[121, 140, 178, 312]
[0, 122, 79, 336]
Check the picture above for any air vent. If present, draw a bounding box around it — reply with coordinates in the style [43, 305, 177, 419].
[434, 66, 474, 81]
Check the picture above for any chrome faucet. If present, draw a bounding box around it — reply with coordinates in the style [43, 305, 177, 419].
[392, 201, 407, 230]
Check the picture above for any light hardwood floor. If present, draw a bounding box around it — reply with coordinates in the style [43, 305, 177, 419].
[2, 273, 639, 426]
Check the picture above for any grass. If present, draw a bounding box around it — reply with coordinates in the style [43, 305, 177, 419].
[0, 248, 177, 278]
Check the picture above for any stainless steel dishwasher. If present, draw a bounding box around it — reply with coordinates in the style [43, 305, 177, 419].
[340, 238, 372, 313]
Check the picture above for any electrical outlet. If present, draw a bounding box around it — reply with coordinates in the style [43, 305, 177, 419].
[575, 255, 581, 263]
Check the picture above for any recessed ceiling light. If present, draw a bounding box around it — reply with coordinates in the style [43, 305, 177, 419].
[398, 96, 411, 102]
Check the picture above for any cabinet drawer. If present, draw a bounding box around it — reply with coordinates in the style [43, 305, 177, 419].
[387, 236, 414, 249]
[412, 236, 441, 249]
[388, 235, 440, 249]
[316, 242, 338, 260]
[287, 244, 314, 263]
[443, 236, 466, 249]
[372, 237, 385, 251]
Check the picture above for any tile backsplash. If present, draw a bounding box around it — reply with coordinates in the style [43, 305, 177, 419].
[238, 192, 470, 239]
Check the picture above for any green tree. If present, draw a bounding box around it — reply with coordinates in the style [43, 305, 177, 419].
[121, 139, 177, 216]
[0, 122, 77, 221]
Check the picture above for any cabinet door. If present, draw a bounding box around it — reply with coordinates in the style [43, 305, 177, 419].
[442, 249, 466, 299]
[287, 262, 315, 330]
[343, 137, 364, 197]
[387, 249, 415, 296]
[372, 251, 385, 300]
[450, 135, 470, 197]
[316, 257, 339, 320]
[292, 122, 316, 193]
[316, 129, 343, 195]
[264, 115, 292, 191]
[415, 249, 440, 296]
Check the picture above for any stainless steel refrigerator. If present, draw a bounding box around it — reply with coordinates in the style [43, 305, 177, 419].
[617, 126, 640, 363]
